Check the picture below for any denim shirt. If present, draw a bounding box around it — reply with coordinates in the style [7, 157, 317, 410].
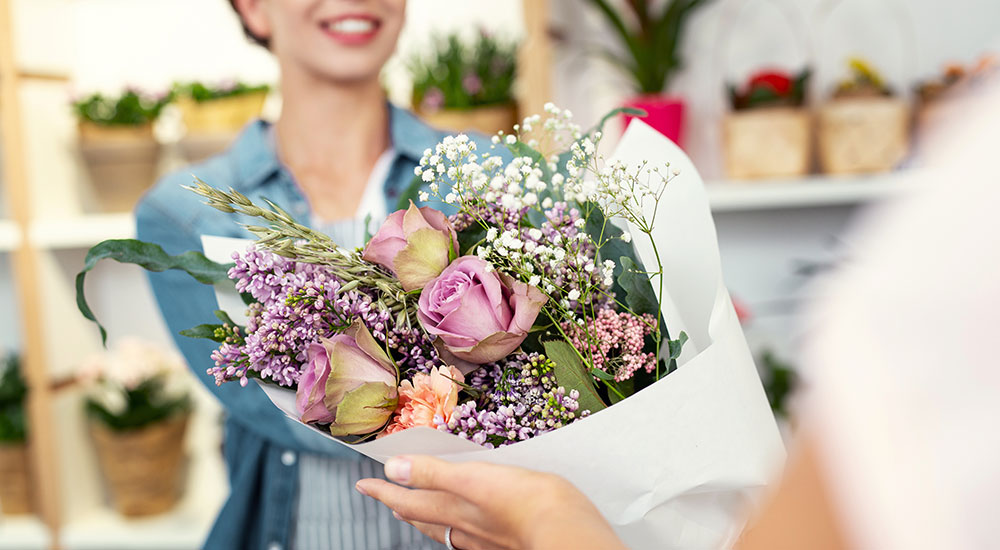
[136, 105, 468, 550]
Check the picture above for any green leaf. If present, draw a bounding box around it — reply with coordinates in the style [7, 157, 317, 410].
[609, 378, 634, 404]
[543, 340, 607, 413]
[619, 256, 659, 317]
[179, 324, 227, 343]
[396, 174, 426, 211]
[76, 239, 234, 345]
[213, 309, 236, 326]
[457, 225, 487, 256]
[668, 331, 688, 361]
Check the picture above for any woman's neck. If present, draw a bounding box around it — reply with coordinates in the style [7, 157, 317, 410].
[274, 68, 391, 221]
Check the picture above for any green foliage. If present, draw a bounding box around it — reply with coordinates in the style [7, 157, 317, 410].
[85, 375, 190, 432]
[76, 239, 234, 345]
[618, 256, 659, 317]
[584, 0, 713, 94]
[72, 89, 171, 126]
[728, 69, 811, 111]
[0, 353, 28, 443]
[172, 80, 270, 103]
[544, 340, 607, 414]
[759, 349, 797, 418]
[410, 31, 518, 111]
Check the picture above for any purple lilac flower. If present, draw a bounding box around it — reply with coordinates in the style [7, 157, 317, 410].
[438, 352, 587, 448]
[208, 245, 431, 387]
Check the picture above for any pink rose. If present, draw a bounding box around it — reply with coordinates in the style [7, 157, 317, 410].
[295, 321, 398, 436]
[417, 256, 547, 367]
[362, 201, 459, 292]
[379, 365, 464, 437]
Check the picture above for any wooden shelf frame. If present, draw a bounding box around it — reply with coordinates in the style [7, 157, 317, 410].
[0, 0, 63, 543]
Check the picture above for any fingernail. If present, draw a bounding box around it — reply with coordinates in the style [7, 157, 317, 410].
[392, 510, 403, 521]
[385, 457, 412, 484]
[354, 481, 369, 496]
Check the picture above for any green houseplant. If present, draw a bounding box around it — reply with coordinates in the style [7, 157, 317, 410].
[0, 353, 32, 515]
[409, 30, 519, 135]
[583, 0, 713, 144]
[72, 89, 169, 212]
[81, 340, 191, 517]
[172, 80, 271, 134]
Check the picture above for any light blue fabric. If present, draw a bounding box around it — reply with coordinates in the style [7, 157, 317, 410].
[136, 104, 488, 550]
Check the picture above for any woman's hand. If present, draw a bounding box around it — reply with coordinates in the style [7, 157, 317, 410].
[355, 455, 626, 550]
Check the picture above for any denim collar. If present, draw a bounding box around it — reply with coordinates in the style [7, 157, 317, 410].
[231, 102, 436, 191]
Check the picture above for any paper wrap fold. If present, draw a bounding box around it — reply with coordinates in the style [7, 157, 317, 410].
[202, 121, 785, 549]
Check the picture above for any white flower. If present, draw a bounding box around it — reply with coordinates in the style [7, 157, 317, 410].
[421, 169, 435, 182]
[567, 289, 581, 301]
[486, 227, 498, 241]
[413, 166, 422, 176]
[418, 191, 430, 202]
[621, 231, 632, 243]
[528, 228, 543, 241]
[492, 135, 501, 145]
[529, 275, 541, 286]
[573, 218, 586, 229]
[505, 134, 517, 145]
[541, 197, 553, 209]
[445, 193, 457, 204]
[581, 138, 595, 156]
[584, 263, 594, 273]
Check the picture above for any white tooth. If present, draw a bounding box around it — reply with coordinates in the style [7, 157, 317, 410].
[331, 19, 374, 34]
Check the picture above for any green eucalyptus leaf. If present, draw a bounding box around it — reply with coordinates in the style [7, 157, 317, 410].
[619, 256, 659, 317]
[609, 378, 634, 404]
[76, 239, 234, 345]
[179, 324, 227, 343]
[543, 340, 607, 413]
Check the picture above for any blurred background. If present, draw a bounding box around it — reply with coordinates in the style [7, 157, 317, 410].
[0, 0, 996, 548]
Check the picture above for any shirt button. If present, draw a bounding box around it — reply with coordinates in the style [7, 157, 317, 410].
[267, 543, 282, 550]
[281, 450, 297, 466]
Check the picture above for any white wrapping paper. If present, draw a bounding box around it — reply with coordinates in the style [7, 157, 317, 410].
[203, 121, 785, 549]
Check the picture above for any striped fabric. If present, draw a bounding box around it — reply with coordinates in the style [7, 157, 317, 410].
[294, 454, 441, 550]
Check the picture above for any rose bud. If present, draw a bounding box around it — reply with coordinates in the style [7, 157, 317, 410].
[417, 256, 547, 367]
[362, 201, 459, 292]
[295, 320, 399, 436]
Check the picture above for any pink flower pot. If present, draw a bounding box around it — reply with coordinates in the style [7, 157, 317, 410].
[623, 95, 686, 147]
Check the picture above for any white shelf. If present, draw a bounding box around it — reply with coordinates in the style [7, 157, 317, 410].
[706, 171, 913, 212]
[0, 516, 50, 550]
[0, 220, 21, 251]
[29, 213, 134, 249]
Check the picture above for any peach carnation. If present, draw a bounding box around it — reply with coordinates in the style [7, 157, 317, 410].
[380, 365, 464, 437]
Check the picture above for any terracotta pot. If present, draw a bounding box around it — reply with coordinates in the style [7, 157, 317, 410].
[177, 91, 268, 135]
[623, 95, 686, 146]
[723, 107, 812, 179]
[0, 443, 33, 515]
[78, 122, 161, 212]
[416, 103, 518, 137]
[89, 414, 189, 517]
[817, 96, 911, 175]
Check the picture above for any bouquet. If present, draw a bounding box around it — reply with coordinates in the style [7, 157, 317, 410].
[77, 105, 782, 547]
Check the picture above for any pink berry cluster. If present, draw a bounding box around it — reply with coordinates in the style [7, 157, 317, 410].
[564, 308, 657, 382]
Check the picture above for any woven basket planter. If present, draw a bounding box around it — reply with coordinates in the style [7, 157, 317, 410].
[417, 103, 517, 136]
[177, 91, 268, 135]
[723, 107, 811, 179]
[0, 443, 33, 515]
[817, 96, 911, 175]
[89, 414, 189, 517]
[78, 122, 161, 212]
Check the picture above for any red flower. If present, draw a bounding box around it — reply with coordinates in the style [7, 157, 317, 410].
[748, 70, 793, 96]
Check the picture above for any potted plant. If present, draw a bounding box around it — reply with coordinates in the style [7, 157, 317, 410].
[723, 68, 812, 179]
[0, 353, 32, 515]
[584, 0, 713, 145]
[410, 30, 518, 136]
[817, 58, 911, 175]
[914, 54, 997, 149]
[173, 80, 271, 161]
[73, 89, 169, 212]
[80, 340, 191, 517]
